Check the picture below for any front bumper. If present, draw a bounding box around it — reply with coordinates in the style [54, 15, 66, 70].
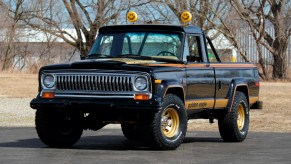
[30, 97, 161, 112]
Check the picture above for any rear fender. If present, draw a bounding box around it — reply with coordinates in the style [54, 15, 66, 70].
[226, 79, 249, 112]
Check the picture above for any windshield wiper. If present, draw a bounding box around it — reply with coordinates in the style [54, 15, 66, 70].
[116, 54, 184, 64]
[115, 54, 152, 60]
[86, 54, 113, 59]
[152, 57, 184, 64]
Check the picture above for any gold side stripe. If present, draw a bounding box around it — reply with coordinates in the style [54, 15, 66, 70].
[215, 99, 229, 108]
[185, 97, 258, 110]
[186, 99, 214, 110]
[185, 99, 229, 110]
[249, 96, 259, 105]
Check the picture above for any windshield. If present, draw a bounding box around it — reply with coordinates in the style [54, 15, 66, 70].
[88, 32, 183, 61]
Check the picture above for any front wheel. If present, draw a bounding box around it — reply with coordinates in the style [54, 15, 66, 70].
[218, 91, 249, 142]
[35, 110, 83, 148]
[144, 94, 187, 150]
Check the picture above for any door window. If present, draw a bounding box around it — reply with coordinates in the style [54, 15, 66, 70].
[185, 35, 202, 62]
[206, 38, 219, 62]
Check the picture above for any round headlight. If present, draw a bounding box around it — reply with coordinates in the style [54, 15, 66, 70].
[134, 77, 147, 91]
[43, 75, 55, 88]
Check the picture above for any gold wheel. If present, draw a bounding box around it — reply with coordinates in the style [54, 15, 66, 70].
[161, 108, 180, 138]
[237, 104, 245, 131]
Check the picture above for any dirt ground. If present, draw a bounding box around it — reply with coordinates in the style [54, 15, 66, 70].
[0, 73, 290, 132]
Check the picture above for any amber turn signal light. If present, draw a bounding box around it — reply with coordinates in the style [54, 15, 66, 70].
[42, 92, 55, 98]
[134, 94, 149, 100]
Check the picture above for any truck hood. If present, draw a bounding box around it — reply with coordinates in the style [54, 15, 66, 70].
[40, 58, 184, 73]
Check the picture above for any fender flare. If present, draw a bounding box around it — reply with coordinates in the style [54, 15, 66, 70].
[226, 78, 249, 112]
[155, 80, 185, 103]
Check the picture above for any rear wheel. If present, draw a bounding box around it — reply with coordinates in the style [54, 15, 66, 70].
[144, 94, 187, 150]
[218, 91, 249, 142]
[35, 110, 83, 147]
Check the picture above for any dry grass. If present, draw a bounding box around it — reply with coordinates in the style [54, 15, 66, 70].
[0, 73, 290, 132]
[250, 83, 291, 132]
[0, 73, 38, 98]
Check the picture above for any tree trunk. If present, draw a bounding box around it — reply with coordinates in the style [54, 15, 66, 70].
[78, 41, 91, 59]
[256, 41, 268, 80]
[272, 51, 287, 79]
[2, 44, 12, 70]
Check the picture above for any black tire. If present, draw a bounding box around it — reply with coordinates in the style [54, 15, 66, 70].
[144, 94, 187, 150]
[121, 123, 142, 140]
[35, 110, 83, 148]
[218, 91, 249, 142]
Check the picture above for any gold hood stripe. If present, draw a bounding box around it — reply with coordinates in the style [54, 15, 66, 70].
[97, 58, 157, 64]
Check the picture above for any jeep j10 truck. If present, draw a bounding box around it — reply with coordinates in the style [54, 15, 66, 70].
[30, 24, 260, 150]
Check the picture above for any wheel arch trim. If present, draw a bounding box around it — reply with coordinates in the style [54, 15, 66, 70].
[155, 80, 185, 104]
[226, 79, 249, 112]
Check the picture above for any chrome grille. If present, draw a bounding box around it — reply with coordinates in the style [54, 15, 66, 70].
[56, 74, 133, 92]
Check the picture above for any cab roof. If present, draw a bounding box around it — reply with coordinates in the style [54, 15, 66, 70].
[99, 24, 203, 34]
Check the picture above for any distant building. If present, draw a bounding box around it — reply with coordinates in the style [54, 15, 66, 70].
[0, 29, 80, 70]
[234, 19, 291, 68]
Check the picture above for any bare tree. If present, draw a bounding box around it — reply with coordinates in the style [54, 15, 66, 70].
[149, 0, 291, 79]
[5, 0, 148, 58]
[230, 0, 291, 79]
[151, 1, 250, 61]
[0, 0, 24, 70]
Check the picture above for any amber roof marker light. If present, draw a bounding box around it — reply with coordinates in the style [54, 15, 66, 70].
[127, 11, 138, 23]
[180, 11, 192, 26]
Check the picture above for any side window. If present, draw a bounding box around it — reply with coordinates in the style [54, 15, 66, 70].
[186, 35, 202, 62]
[206, 39, 219, 62]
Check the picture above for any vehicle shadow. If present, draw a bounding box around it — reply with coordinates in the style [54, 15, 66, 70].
[0, 135, 223, 151]
[183, 137, 223, 143]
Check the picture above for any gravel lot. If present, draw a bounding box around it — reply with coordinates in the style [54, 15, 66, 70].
[0, 98, 120, 129]
[0, 98, 35, 127]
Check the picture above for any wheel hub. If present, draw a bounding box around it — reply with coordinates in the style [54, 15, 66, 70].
[237, 104, 245, 131]
[161, 108, 179, 138]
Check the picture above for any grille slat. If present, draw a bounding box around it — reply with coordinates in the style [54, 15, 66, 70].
[68, 76, 71, 90]
[121, 77, 124, 91]
[56, 74, 135, 93]
[61, 76, 64, 90]
[96, 76, 99, 91]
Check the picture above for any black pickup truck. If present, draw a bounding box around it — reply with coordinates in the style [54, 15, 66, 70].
[30, 24, 261, 150]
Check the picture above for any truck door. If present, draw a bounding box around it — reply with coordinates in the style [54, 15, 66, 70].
[206, 37, 230, 109]
[185, 35, 216, 110]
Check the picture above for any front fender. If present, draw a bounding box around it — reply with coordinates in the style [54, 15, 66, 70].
[155, 80, 184, 102]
